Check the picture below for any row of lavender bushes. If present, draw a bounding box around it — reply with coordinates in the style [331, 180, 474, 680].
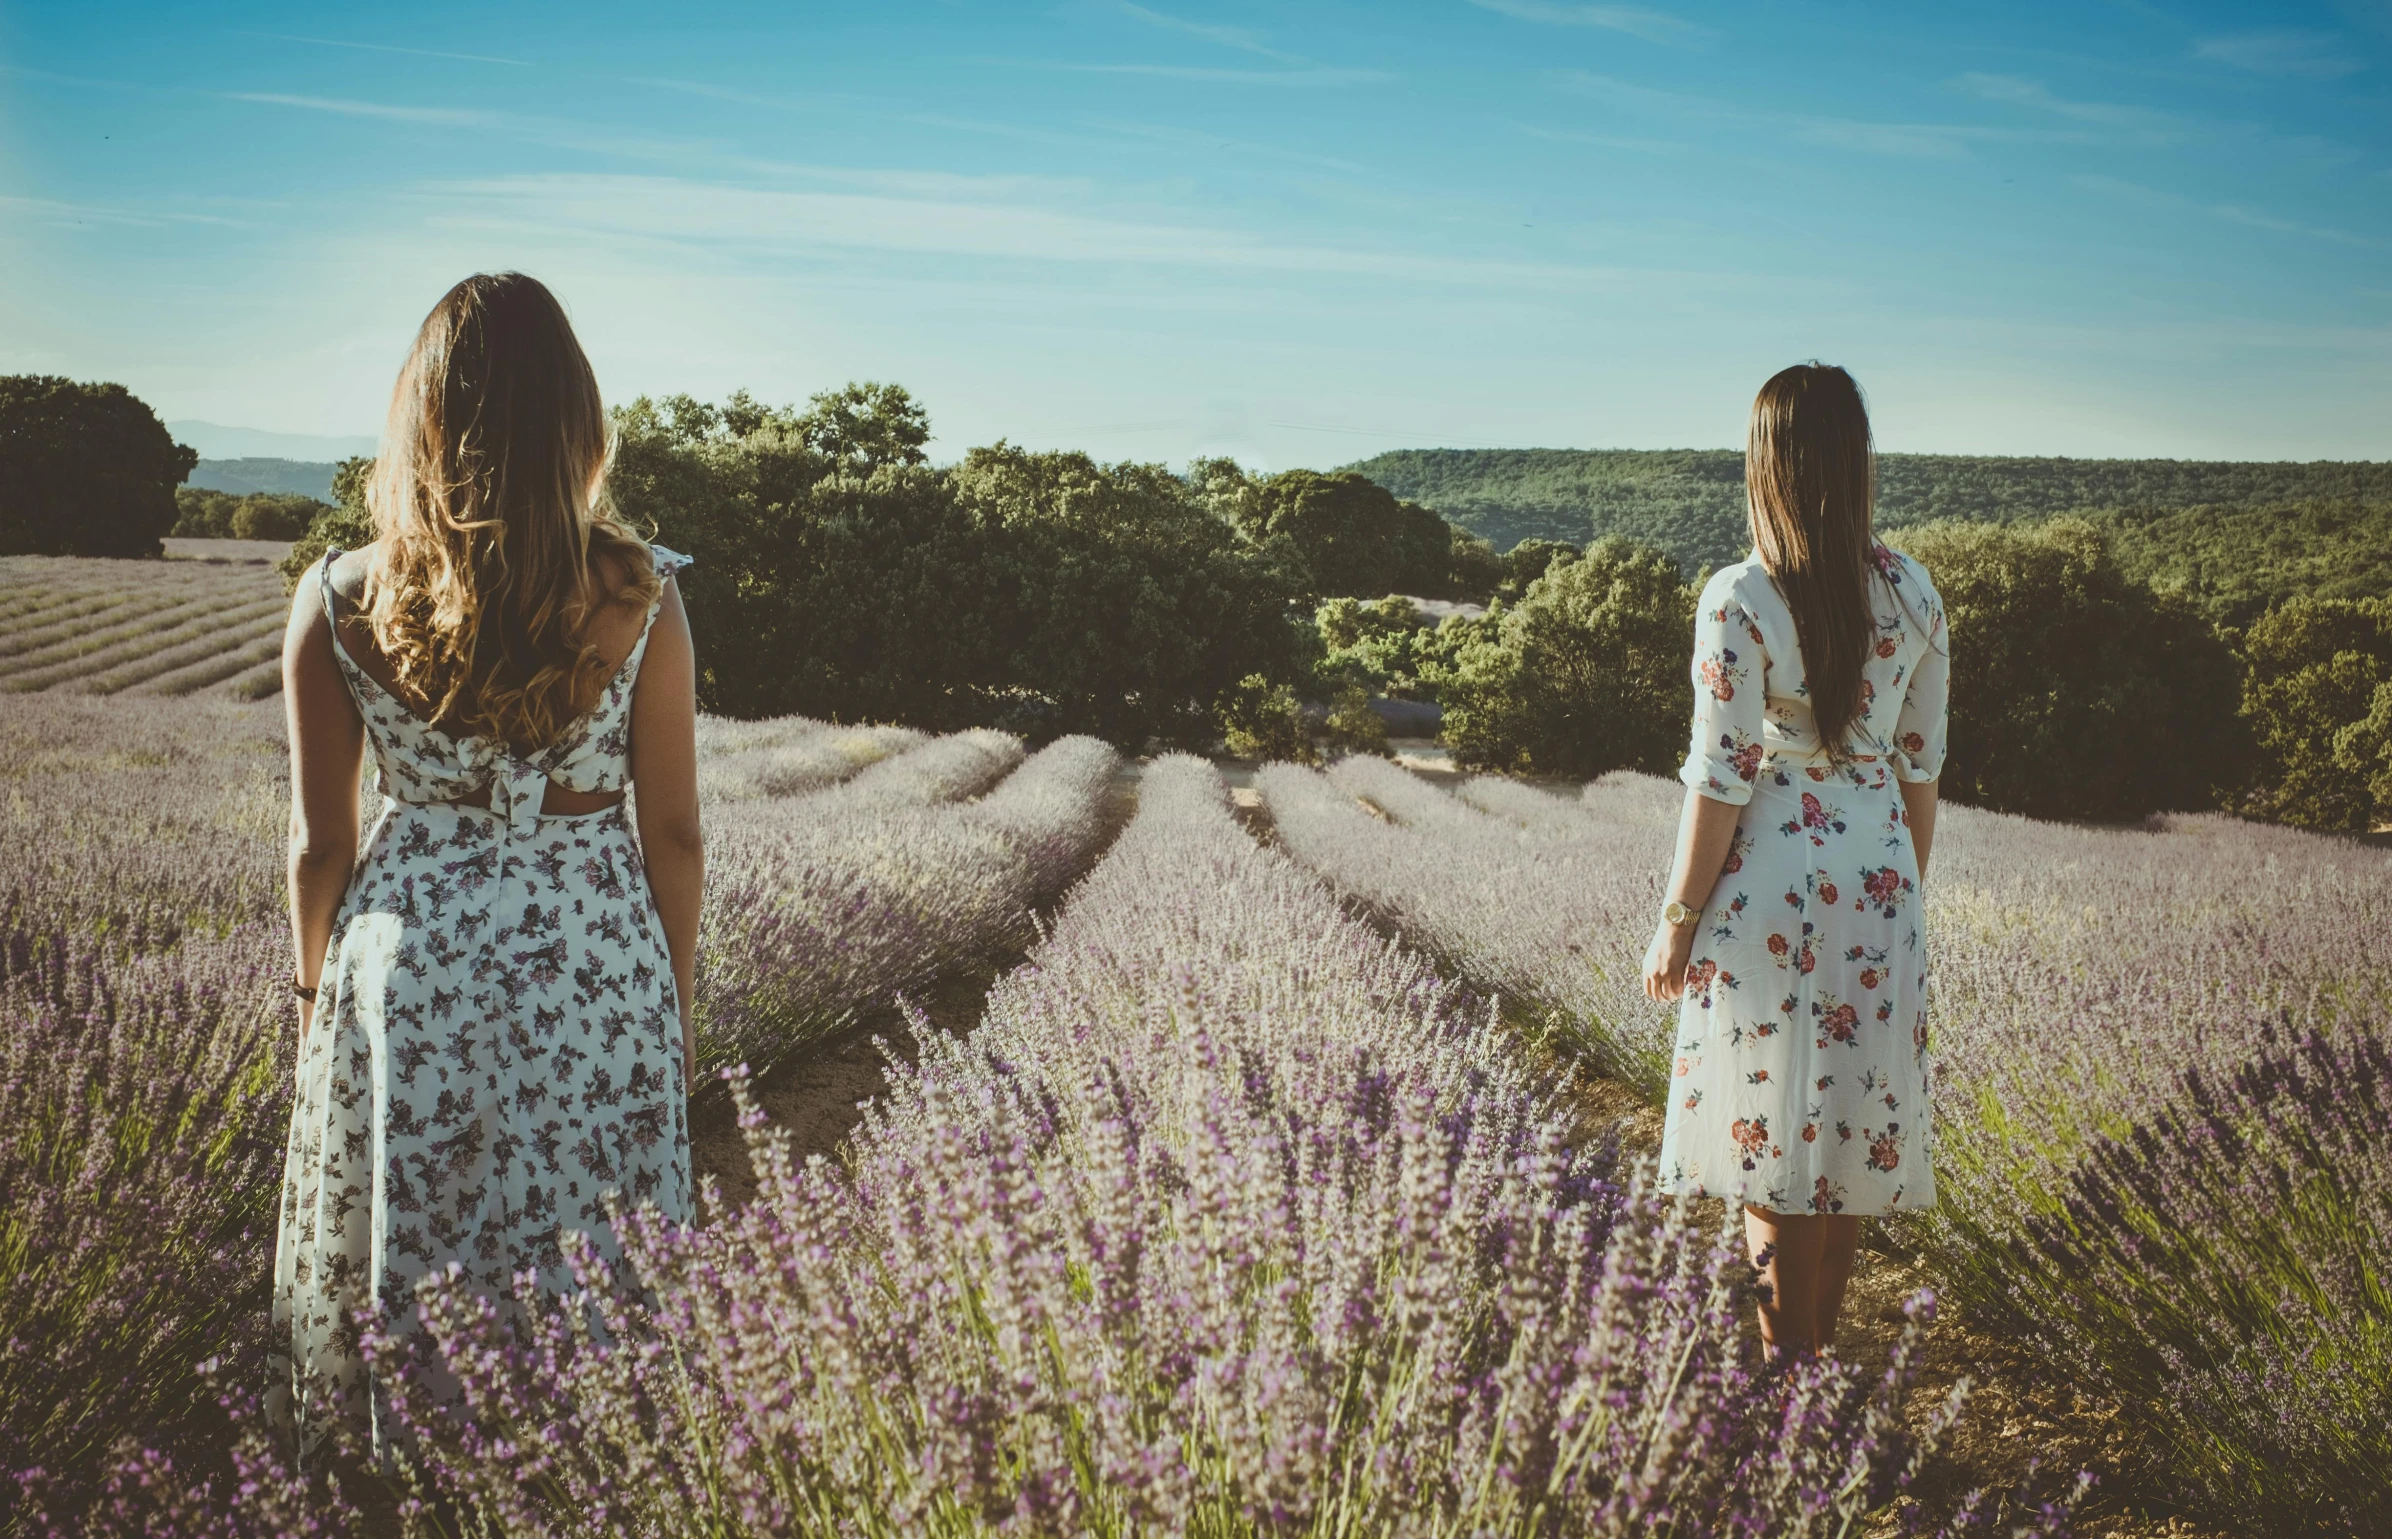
[1258, 757, 2392, 1531]
[1255, 754, 1677, 1092]
[341, 756, 2048, 1536]
[691, 724, 1123, 1085]
[0, 702, 1120, 1530]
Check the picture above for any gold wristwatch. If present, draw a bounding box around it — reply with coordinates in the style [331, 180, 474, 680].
[1662, 899, 1701, 928]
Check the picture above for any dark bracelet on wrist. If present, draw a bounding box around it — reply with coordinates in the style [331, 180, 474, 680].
[292, 978, 319, 1003]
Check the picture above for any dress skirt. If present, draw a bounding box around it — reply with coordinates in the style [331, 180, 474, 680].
[268, 795, 692, 1451]
[1657, 755, 1935, 1216]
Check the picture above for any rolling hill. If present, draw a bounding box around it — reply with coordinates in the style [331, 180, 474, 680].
[1346, 447, 2392, 619]
[187, 457, 340, 500]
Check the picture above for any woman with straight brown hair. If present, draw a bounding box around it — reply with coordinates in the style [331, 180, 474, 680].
[1640, 363, 1949, 1359]
[269, 273, 702, 1449]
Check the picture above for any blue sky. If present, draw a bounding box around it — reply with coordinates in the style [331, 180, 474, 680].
[2, 1, 2386, 467]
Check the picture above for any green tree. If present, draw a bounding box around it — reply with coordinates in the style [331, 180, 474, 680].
[0, 376, 196, 558]
[1496, 537, 1582, 602]
[1448, 528, 1503, 600]
[1889, 519, 2247, 821]
[1241, 469, 1460, 600]
[605, 391, 1308, 746]
[795, 382, 930, 472]
[1436, 536, 1696, 777]
[609, 395, 990, 726]
[955, 444, 1304, 745]
[2237, 596, 2392, 832]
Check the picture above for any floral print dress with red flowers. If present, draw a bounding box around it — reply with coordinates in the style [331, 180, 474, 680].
[1658, 544, 1950, 1216]
[269, 547, 695, 1453]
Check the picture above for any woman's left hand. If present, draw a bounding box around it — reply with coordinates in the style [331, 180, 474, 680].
[1641, 919, 1697, 1003]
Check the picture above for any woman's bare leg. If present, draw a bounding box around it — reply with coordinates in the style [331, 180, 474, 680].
[1745, 1206, 1825, 1356]
[1746, 1209, 1866, 1356]
[1811, 1215, 1863, 1351]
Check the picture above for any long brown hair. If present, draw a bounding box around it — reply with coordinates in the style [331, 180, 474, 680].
[1745, 363, 1876, 759]
[361, 273, 657, 752]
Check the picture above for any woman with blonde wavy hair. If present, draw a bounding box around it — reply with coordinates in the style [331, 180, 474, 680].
[269, 273, 701, 1450]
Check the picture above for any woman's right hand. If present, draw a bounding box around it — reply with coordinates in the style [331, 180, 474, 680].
[1642, 919, 1696, 1003]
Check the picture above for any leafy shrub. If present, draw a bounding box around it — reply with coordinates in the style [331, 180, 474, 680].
[1216, 672, 1313, 762]
[276, 458, 374, 587]
[1889, 518, 2247, 821]
[0, 376, 196, 559]
[2237, 595, 2392, 832]
[1436, 535, 1695, 778]
[1494, 535, 1581, 601]
[1321, 680, 1392, 757]
[1315, 594, 1441, 699]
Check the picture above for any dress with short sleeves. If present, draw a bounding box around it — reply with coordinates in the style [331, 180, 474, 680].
[1658, 543, 1949, 1216]
[269, 546, 695, 1451]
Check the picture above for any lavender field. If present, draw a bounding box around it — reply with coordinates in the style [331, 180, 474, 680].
[1261, 758, 2392, 1533]
[0, 548, 291, 701]
[2, 560, 2385, 1535]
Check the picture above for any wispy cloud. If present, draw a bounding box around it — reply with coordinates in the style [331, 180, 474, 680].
[1793, 119, 1972, 159]
[1513, 121, 1698, 155]
[1468, 0, 1715, 47]
[622, 76, 824, 110]
[1086, 117, 1377, 177]
[243, 32, 528, 67]
[411, 169, 1662, 292]
[2192, 31, 2364, 79]
[987, 59, 1393, 86]
[1114, 3, 1300, 62]
[0, 195, 247, 229]
[2071, 174, 2380, 247]
[1951, 72, 2177, 130]
[225, 92, 496, 127]
[1556, 71, 2087, 159]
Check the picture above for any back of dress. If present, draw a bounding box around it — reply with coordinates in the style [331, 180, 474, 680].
[269, 545, 695, 1453]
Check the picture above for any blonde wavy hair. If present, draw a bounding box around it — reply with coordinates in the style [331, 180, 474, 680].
[361, 273, 658, 753]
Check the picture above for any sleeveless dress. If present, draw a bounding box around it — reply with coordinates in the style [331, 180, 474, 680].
[1657, 544, 1949, 1217]
[269, 546, 695, 1451]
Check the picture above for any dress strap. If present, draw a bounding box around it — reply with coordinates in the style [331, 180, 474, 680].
[316, 548, 365, 696]
[632, 544, 692, 648]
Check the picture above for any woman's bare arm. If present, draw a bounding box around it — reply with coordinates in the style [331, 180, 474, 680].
[1641, 788, 1743, 1003]
[1898, 777, 1940, 880]
[283, 576, 365, 1048]
[628, 580, 704, 1085]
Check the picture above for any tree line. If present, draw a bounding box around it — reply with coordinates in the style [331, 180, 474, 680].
[5, 372, 2385, 833]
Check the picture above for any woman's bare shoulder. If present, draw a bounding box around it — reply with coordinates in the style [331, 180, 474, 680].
[327, 542, 385, 604]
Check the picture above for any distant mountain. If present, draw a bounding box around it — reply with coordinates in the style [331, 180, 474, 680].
[189, 457, 338, 500]
[1343, 447, 2392, 591]
[167, 420, 377, 460]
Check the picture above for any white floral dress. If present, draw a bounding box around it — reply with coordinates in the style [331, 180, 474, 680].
[270, 547, 694, 1451]
[1658, 544, 1949, 1216]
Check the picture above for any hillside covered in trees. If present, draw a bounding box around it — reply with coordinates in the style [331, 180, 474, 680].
[1350, 447, 2392, 622]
